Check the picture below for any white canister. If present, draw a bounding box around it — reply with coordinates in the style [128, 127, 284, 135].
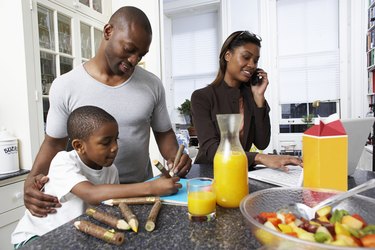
[0, 129, 19, 174]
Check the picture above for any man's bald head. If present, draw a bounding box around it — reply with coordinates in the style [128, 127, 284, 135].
[109, 6, 152, 36]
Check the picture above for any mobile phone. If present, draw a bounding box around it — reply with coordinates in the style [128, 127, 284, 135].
[248, 69, 262, 86]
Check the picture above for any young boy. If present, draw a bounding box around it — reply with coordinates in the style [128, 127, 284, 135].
[12, 106, 181, 248]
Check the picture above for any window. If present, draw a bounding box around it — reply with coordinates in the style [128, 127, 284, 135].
[170, 11, 219, 115]
[277, 0, 340, 133]
[80, 22, 92, 60]
[81, 23, 102, 63]
[280, 101, 338, 133]
[56, 0, 110, 23]
[79, 0, 102, 13]
[37, 5, 74, 121]
[94, 28, 102, 54]
[35, 2, 103, 124]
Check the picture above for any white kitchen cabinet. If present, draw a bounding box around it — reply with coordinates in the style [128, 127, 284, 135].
[0, 174, 28, 250]
[32, 0, 109, 126]
[52, 0, 111, 24]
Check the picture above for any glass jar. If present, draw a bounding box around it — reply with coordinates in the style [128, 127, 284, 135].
[214, 114, 248, 208]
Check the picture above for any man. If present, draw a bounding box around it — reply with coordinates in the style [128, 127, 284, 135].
[24, 6, 192, 217]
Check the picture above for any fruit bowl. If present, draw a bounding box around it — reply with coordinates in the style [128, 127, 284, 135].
[240, 187, 375, 250]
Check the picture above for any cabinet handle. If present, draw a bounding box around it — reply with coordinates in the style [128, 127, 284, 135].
[14, 192, 24, 200]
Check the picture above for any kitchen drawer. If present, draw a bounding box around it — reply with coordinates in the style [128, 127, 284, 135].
[0, 206, 26, 250]
[0, 181, 24, 214]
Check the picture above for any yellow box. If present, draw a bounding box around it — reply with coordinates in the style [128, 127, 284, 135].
[302, 134, 348, 191]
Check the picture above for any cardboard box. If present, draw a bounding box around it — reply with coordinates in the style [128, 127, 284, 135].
[302, 115, 348, 191]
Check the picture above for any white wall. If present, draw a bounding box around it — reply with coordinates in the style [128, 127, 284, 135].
[348, 0, 368, 119]
[112, 0, 162, 77]
[228, 0, 259, 35]
[0, 1, 41, 169]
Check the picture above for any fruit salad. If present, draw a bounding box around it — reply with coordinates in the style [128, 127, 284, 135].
[254, 206, 375, 247]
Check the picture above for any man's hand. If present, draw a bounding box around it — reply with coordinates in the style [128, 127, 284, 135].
[154, 129, 193, 177]
[24, 174, 61, 217]
[167, 153, 192, 177]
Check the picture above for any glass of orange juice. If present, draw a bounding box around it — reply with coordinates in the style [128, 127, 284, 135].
[187, 177, 216, 222]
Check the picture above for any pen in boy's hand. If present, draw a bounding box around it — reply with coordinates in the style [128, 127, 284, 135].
[152, 159, 172, 178]
[170, 144, 185, 177]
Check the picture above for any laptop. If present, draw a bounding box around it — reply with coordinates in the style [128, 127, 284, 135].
[342, 117, 374, 175]
[248, 165, 304, 187]
[248, 117, 374, 187]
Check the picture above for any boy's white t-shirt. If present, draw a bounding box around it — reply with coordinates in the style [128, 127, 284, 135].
[11, 150, 119, 244]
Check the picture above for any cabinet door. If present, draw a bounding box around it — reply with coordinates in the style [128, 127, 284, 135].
[77, 0, 107, 18]
[33, 0, 104, 124]
[0, 206, 26, 250]
[0, 181, 24, 214]
[36, 3, 75, 124]
[80, 23, 103, 63]
[0, 178, 26, 250]
[51, 0, 111, 23]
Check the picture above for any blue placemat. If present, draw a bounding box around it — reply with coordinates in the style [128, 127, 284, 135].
[149, 177, 188, 206]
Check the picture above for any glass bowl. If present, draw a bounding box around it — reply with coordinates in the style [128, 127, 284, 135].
[240, 187, 375, 250]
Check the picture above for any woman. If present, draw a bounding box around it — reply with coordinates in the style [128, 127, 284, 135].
[191, 31, 301, 171]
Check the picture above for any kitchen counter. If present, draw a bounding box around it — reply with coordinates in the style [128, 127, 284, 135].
[0, 169, 29, 250]
[0, 169, 29, 186]
[23, 165, 375, 250]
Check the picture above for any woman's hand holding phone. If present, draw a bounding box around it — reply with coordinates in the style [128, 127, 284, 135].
[249, 68, 269, 108]
[250, 69, 262, 86]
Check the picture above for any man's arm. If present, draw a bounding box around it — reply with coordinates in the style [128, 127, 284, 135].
[24, 135, 67, 217]
[153, 129, 192, 177]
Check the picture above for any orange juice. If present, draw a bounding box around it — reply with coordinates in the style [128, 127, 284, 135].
[188, 191, 216, 215]
[214, 151, 248, 208]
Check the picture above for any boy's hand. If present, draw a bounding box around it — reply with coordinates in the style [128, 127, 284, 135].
[150, 176, 182, 196]
[24, 174, 61, 217]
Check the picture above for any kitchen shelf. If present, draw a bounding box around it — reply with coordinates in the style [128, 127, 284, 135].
[367, 1, 375, 171]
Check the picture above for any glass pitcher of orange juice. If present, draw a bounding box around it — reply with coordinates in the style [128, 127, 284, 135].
[214, 114, 248, 208]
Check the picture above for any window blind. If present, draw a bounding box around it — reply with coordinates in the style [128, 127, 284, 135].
[277, 0, 339, 104]
[170, 11, 218, 110]
[171, 12, 218, 77]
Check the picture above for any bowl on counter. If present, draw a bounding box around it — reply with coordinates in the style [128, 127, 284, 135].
[240, 187, 375, 250]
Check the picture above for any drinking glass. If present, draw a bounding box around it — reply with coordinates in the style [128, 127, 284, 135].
[187, 177, 216, 222]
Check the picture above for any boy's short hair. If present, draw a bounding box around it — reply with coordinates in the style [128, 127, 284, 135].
[67, 106, 117, 141]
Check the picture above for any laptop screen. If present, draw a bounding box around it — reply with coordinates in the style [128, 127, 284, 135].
[341, 118, 374, 175]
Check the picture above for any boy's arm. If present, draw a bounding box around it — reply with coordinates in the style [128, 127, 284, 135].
[71, 176, 182, 205]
